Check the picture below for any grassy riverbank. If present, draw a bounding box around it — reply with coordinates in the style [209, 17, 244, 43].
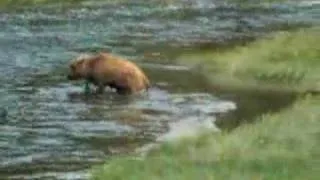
[91, 96, 320, 180]
[90, 27, 320, 180]
[175, 27, 320, 93]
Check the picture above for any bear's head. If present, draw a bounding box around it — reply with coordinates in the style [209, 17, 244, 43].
[67, 54, 92, 80]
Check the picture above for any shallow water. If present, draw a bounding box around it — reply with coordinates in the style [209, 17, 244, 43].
[0, 0, 319, 179]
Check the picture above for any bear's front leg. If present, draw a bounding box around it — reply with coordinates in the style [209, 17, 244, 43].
[84, 81, 91, 95]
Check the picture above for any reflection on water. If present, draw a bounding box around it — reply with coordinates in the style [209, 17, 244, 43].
[0, 0, 318, 179]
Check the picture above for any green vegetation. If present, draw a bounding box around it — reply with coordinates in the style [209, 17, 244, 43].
[175, 27, 320, 93]
[91, 95, 320, 180]
[90, 27, 320, 180]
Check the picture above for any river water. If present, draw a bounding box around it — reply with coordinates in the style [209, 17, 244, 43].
[0, 0, 319, 179]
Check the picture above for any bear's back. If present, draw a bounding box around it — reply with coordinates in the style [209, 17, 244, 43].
[90, 52, 150, 92]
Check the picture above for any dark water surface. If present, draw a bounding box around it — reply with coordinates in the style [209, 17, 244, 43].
[0, 0, 319, 179]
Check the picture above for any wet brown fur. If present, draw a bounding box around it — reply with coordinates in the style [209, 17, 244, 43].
[67, 52, 150, 95]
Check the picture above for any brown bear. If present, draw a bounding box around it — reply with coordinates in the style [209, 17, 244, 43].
[67, 52, 150, 95]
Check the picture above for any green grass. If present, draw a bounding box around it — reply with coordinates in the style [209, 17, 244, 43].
[174, 27, 320, 93]
[90, 95, 320, 180]
[90, 27, 320, 180]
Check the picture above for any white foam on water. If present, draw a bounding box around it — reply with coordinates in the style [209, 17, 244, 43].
[135, 95, 237, 156]
[298, 0, 320, 6]
[135, 116, 219, 156]
[157, 116, 219, 142]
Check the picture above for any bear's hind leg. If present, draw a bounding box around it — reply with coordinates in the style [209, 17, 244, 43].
[95, 84, 106, 94]
[106, 81, 131, 95]
[116, 86, 131, 95]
